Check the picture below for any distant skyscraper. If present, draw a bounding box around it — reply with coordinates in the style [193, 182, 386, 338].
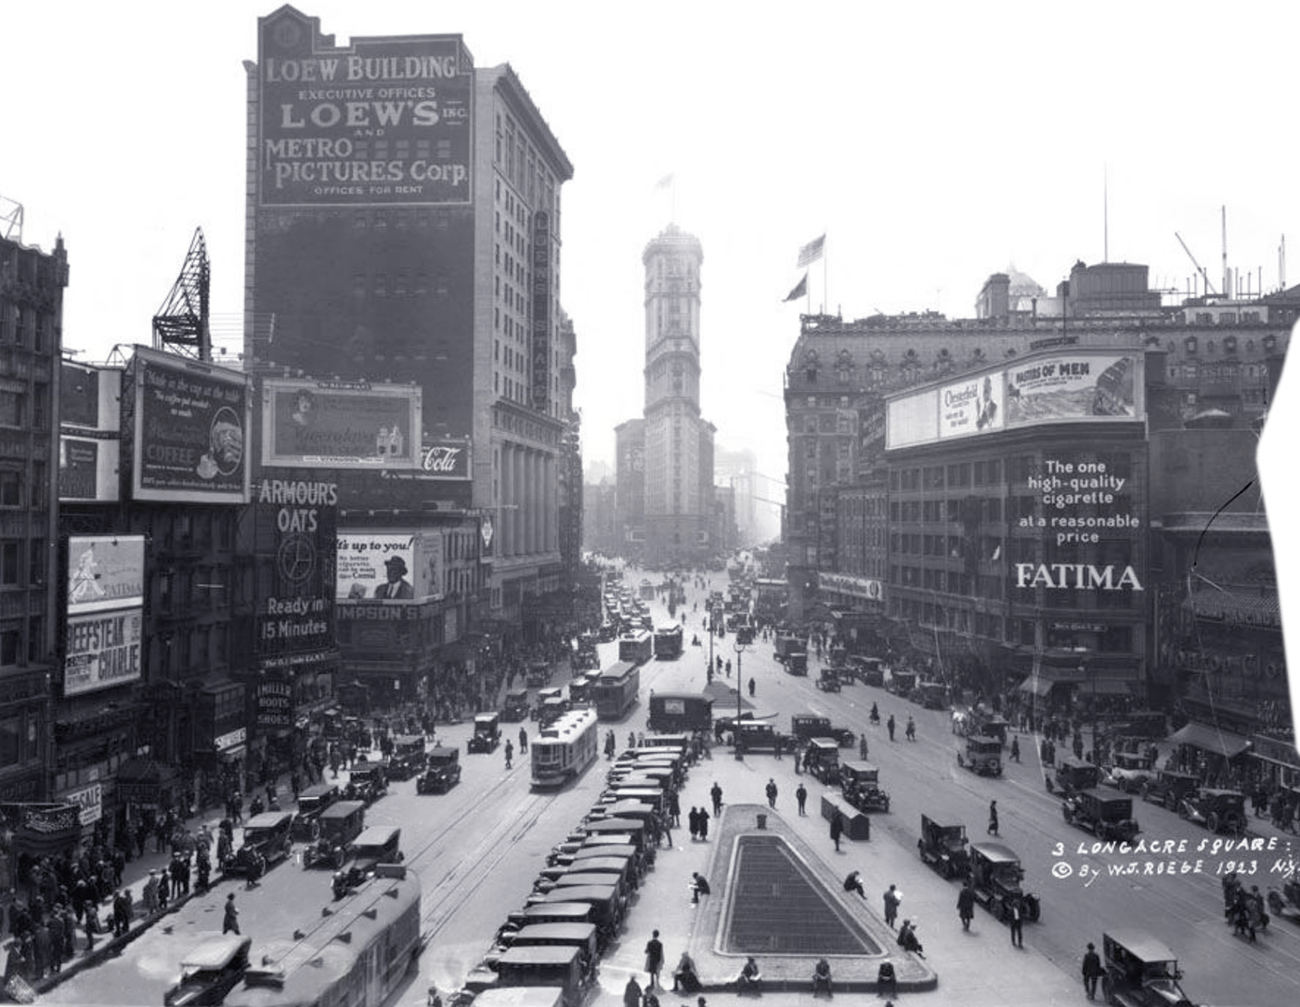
[615, 225, 715, 563]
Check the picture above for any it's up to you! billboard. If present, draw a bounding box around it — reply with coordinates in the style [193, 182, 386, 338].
[336, 530, 444, 602]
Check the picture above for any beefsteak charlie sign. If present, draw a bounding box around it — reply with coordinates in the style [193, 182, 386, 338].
[257, 8, 473, 207]
[130, 348, 251, 504]
[67, 535, 146, 615]
[64, 608, 144, 696]
[262, 378, 422, 470]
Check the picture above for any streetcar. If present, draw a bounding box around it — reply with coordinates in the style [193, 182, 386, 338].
[591, 661, 640, 721]
[225, 867, 420, 1007]
[531, 708, 600, 789]
[652, 623, 684, 660]
[617, 629, 653, 666]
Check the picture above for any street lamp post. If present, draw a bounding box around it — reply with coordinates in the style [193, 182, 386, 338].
[734, 638, 750, 761]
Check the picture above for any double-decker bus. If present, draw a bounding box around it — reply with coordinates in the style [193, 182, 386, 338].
[531, 707, 600, 788]
[652, 623, 684, 660]
[618, 629, 653, 666]
[591, 660, 641, 721]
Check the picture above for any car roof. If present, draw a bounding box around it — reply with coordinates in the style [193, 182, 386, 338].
[243, 811, 295, 828]
[180, 934, 251, 970]
[497, 945, 582, 965]
[320, 801, 366, 819]
[1104, 929, 1178, 963]
[971, 841, 1020, 863]
[428, 746, 459, 758]
[352, 826, 399, 847]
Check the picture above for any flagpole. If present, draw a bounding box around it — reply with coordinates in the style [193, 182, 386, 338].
[823, 230, 828, 315]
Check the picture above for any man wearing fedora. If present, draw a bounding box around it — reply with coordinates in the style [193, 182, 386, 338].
[374, 556, 414, 599]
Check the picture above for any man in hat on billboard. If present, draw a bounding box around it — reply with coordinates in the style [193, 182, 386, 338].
[374, 556, 414, 600]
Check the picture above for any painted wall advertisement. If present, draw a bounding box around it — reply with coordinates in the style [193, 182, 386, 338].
[262, 379, 422, 470]
[59, 436, 121, 502]
[1005, 354, 1139, 426]
[131, 348, 251, 504]
[531, 211, 552, 410]
[60, 362, 121, 432]
[419, 437, 471, 478]
[67, 535, 145, 615]
[258, 10, 473, 207]
[939, 372, 1003, 439]
[254, 478, 338, 655]
[64, 608, 144, 696]
[335, 529, 444, 602]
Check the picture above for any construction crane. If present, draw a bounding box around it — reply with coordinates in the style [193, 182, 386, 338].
[152, 227, 211, 360]
[0, 195, 22, 242]
[1174, 232, 1217, 297]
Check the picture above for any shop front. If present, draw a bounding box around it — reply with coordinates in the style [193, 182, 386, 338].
[1167, 720, 1253, 785]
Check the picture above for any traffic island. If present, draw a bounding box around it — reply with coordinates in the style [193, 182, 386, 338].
[685, 803, 936, 993]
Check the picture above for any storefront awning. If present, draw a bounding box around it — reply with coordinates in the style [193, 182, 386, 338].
[1017, 676, 1053, 697]
[1169, 722, 1252, 759]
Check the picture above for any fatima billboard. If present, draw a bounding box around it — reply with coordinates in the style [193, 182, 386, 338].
[257, 7, 473, 207]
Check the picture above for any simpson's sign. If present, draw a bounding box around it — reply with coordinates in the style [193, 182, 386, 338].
[257, 8, 472, 207]
[262, 379, 422, 469]
[67, 535, 145, 615]
[63, 608, 144, 696]
[130, 348, 251, 504]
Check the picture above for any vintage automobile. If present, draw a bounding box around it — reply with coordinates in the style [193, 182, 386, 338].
[840, 761, 890, 813]
[732, 721, 794, 754]
[341, 825, 402, 884]
[1140, 768, 1200, 811]
[967, 710, 1011, 744]
[803, 738, 841, 784]
[384, 734, 427, 781]
[163, 934, 252, 1006]
[502, 689, 533, 723]
[224, 811, 295, 877]
[303, 800, 366, 870]
[489, 944, 597, 1007]
[343, 760, 388, 804]
[787, 651, 809, 676]
[917, 814, 969, 879]
[1179, 788, 1248, 835]
[848, 655, 886, 688]
[416, 746, 463, 794]
[1048, 756, 1103, 797]
[646, 692, 714, 734]
[967, 841, 1041, 923]
[773, 635, 803, 663]
[957, 735, 1003, 776]
[1062, 788, 1141, 843]
[1099, 929, 1197, 1007]
[912, 681, 948, 710]
[888, 669, 917, 697]
[526, 661, 553, 687]
[816, 667, 842, 692]
[1104, 751, 1156, 793]
[790, 714, 855, 749]
[290, 783, 340, 842]
[469, 711, 503, 753]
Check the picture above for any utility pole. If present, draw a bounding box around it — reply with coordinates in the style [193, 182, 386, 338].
[734, 638, 750, 761]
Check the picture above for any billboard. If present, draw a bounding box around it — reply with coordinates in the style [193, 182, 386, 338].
[66, 535, 145, 615]
[336, 529, 444, 602]
[254, 478, 338, 655]
[262, 379, 423, 470]
[257, 9, 472, 207]
[418, 437, 471, 479]
[59, 436, 120, 502]
[940, 372, 1004, 439]
[63, 607, 144, 696]
[130, 348, 251, 504]
[59, 362, 121, 432]
[1005, 354, 1140, 426]
[531, 212, 552, 410]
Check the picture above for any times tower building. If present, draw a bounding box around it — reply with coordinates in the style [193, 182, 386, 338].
[616, 226, 715, 565]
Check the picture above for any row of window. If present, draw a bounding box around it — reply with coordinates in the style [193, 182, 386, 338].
[887, 596, 1138, 647]
[0, 386, 50, 429]
[0, 302, 53, 351]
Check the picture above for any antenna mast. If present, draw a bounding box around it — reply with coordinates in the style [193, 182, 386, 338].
[1175, 232, 1216, 297]
[152, 228, 211, 361]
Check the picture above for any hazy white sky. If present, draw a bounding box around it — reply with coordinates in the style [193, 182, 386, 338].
[4, 0, 1298, 491]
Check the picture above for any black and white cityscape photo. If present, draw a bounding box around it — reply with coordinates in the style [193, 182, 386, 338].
[3, 3, 1300, 1006]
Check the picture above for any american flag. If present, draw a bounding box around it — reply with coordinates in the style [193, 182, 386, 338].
[797, 234, 825, 268]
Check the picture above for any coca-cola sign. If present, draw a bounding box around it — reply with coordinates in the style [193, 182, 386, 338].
[420, 439, 471, 479]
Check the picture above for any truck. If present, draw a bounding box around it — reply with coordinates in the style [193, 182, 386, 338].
[773, 635, 803, 663]
[917, 814, 970, 879]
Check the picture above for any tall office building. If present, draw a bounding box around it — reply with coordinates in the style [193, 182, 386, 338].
[243, 5, 574, 628]
[615, 225, 715, 565]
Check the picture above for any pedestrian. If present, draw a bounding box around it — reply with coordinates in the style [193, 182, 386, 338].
[697, 806, 710, 840]
[519, 727, 529, 753]
[883, 884, 900, 929]
[829, 807, 844, 852]
[905, 716, 916, 741]
[1010, 735, 1021, 763]
[83, 903, 100, 950]
[988, 800, 999, 837]
[844, 871, 865, 898]
[691, 872, 711, 904]
[688, 807, 700, 841]
[1082, 941, 1103, 999]
[667, 790, 681, 827]
[796, 782, 808, 815]
[46, 910, 63, 973]
[1007, 895, 1025, 947]
[710, 782, 723, 816]
[505, 739, 514, 769]
[644, 929, 664, 989]
[223, 893, 240, 935]
[859, 735, 869, 760]
[623, 975, 643, 1007]
[957, 883, 975, 931]
[747, 678, 755, 698]
[765, 778, 778, 809]
[886, 714, 896, 741]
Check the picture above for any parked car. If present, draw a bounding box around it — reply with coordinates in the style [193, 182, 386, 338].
[163, 934, 251, 1007]
[383, 734, 427, 781]
[303, 800, 366, 870]
[416, 747, 463, 794]
[290, 783, 340, 842]
[502, 689, 532, 723]
[789, 713, 854, 748]
[802, 738, 841, 785]
[1104, 751, 1156, 793]
[967, 841, 1041, 923]
[1049, 756, 1102, 797]
[848, 656, 885, 687]
[343, 760, 388, 804]
[917, 814, 969, 879]
[469, 711, 503, 753]
[1099, 929, 1197, 1007]
[841, 762, 890, 813]
[1062, 788, 1141, 843]
[1179, 788, 1248, 835]
[1140, 768, 1199, 811]
[224, 811, 295, 877]
[346, 825, 403, 878]
[957, 735, 1003, 776]
[816, 667, 842, 692]
[912, 681, 948, 710]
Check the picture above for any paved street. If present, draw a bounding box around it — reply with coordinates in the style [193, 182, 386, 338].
[36, 569, 1300, 1007]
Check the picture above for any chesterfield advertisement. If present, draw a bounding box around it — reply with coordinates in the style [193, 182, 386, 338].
[262, 378, 422, 470]
[336, 530, 444, 602]
[258, 9, 473, 207]
[130, 348, 251, 504]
